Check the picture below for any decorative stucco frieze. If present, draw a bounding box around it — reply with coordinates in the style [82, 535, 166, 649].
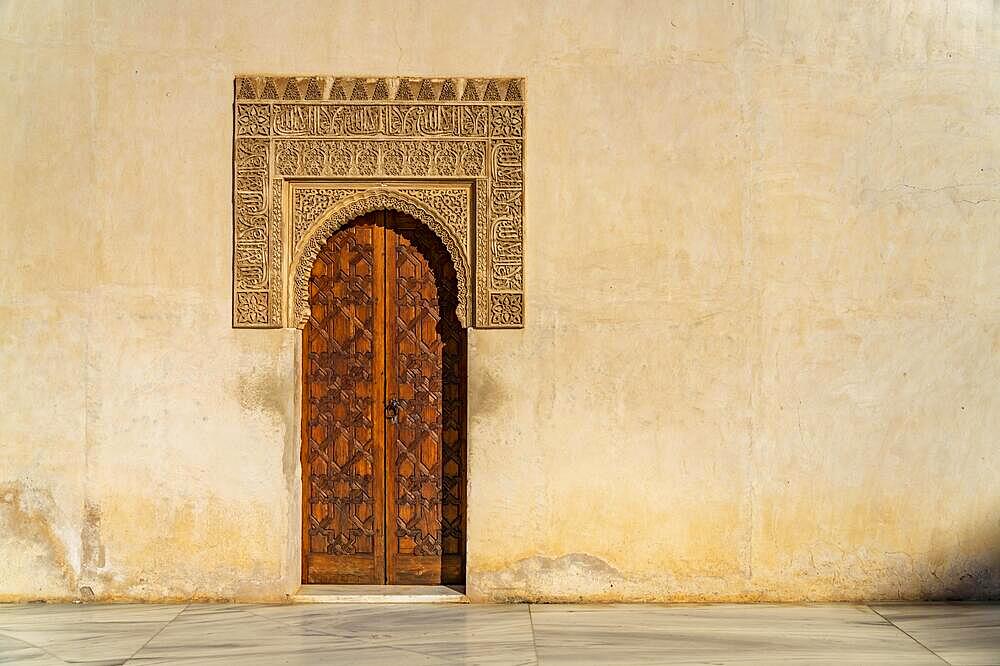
[232, 75, 525, 329]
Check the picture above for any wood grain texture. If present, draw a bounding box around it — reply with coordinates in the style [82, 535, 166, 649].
[302, 214, 385, 584]
[302, 210, 465, 585]
[385, 212, 467, 585]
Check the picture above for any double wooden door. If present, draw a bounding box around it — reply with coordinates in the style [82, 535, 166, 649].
[301, 210, 466, 585]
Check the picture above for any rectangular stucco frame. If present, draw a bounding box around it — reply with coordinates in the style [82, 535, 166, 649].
[232, 75, 525, 329]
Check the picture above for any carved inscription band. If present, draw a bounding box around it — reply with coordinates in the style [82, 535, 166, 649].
[232, 76, 524, 329]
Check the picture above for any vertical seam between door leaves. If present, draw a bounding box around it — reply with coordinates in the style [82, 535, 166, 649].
[382, 211, 389, 584]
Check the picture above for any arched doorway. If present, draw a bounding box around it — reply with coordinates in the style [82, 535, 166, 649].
[300, 210, 466, 585]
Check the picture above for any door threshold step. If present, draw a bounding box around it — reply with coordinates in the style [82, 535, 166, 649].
[293, 585, 468, 604]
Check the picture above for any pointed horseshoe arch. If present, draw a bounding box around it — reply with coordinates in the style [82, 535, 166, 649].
[289, 188, 472, 328]
[232, 75, 525, 329]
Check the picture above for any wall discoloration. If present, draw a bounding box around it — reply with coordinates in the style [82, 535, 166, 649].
[0, 483, 77, 600]
[470, 552, 764, 603]
[80, 500, 104, 571]
[470, 553, 626, 602]
[1, 0, 998, 602]
[467, 367, 509, 418]
[77, 493, 292, 601]
[237, 366, 294, 432]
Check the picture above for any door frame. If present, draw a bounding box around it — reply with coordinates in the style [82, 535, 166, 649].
[232, 75, 527, 590]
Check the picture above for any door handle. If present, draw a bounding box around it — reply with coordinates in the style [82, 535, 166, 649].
[385, 398, 403, 424]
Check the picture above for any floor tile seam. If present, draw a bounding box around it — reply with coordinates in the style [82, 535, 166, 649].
[0, 627, 71, 664]
[122, 603, 189, 664]
[527, 604, 542, 665]
[866, 604, 951, 665]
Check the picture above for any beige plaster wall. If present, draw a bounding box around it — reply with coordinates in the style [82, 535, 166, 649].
[1, 0, 998, 602]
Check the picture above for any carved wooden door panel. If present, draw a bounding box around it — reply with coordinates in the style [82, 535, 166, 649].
[301, 214, 385, 584]
[385, 215, 466, 585]
[302, 210, 465, 585]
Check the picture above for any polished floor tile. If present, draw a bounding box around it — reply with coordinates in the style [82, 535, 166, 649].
[0, 631, 64, 665]
[123, 604, 388, 665]
[0, 603, 183, 665]
[244, 603, 537, 664]
[872, 603, 1000, 666]
[529, 604, 943, 664]
[0, 601, 995, 665]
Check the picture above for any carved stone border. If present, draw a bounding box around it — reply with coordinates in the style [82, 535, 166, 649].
[233, 75, 525, 328]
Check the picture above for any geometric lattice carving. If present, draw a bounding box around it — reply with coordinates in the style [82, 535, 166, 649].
[232, 75, 525, 328]
[385, 218, 466, 583]
[301, 211, 466, 584]
[302, 223, 378, 562]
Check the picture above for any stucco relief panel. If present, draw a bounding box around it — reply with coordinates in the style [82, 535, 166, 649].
[232, 75, 525, 329]
[287, 183, 474, 328]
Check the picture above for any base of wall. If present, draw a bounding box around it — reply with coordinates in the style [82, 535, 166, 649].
[292, 585, 469, 604]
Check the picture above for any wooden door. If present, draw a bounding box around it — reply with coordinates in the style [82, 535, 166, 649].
[301, 210, 466, 585]
[301, 217, 385, 583]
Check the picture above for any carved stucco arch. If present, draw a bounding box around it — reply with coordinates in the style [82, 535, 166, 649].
[289, 187, 471, 328]
[233, 75, 524, 329]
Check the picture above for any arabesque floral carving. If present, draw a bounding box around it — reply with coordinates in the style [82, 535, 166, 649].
[232, 75, 524, 328]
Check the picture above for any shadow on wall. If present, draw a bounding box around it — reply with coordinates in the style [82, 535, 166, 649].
[770, 512, 1000, 601]
[915, 517, 1000, 601]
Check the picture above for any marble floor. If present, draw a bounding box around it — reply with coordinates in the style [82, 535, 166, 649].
[0, 601, 996, 665]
